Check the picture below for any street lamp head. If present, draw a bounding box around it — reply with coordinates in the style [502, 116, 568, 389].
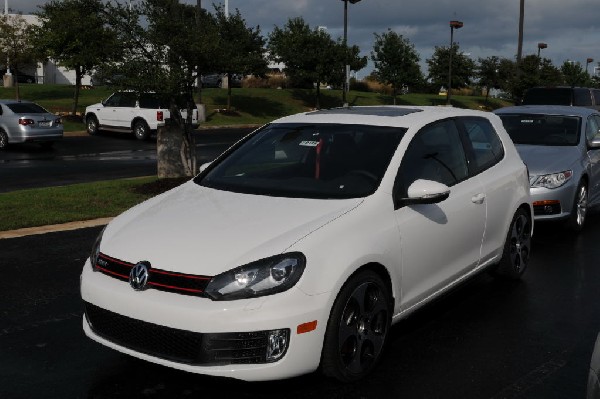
[450, 20, 463, 29]
[537, 42, 547, 50]
[587, 58, 594, 63]
[348, 0, 362, 3]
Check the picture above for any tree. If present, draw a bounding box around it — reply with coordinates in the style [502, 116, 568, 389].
[508, 55, 563, 101]
[561, 61, 590, 87]
[213, 6, 267, 111]
[328, 41, 367, 91]
[477, 56, 502, 103]
[426, 45, 475, 92]
[370, 29, 422, 104]
[104, 0, 220, 178]
[32, 0, 118, 115]
[0, 14, 36, 101]
[268, 17, 365, 109]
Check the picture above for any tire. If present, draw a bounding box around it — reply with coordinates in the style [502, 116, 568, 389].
[86, 115, 99, 136]
[321, 270, 391, 382]
[566, 180, 588, 232]
[495, 208, 532, 279]
[133, 120, 150, 140]
[0, 129, 8, 150]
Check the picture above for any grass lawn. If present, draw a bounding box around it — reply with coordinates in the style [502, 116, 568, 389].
[0, 177, 167, 232]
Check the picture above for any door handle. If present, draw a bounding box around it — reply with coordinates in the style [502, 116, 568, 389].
[471, 193, 486, 204]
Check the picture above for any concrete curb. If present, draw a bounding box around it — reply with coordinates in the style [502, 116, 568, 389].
[0, 217, 113, 240]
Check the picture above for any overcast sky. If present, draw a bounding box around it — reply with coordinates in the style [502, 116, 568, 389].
[15, 0, 600, 77]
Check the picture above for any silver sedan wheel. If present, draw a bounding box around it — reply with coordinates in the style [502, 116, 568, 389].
[567, 181, 588, 232]
[574, 184, 588, 228]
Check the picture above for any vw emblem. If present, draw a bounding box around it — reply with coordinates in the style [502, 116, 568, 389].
[129, 261, 150, 291]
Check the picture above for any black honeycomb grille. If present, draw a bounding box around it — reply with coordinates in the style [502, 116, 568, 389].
[84, 302, 288, 365]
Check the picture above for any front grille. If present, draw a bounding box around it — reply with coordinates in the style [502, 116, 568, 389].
[84, 302, 288, 365]
[95, 253, 211, 296]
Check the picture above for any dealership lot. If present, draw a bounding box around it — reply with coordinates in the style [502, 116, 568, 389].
[2, 219, 600, 397]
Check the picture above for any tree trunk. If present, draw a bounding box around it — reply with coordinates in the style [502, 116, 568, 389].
[157, 104, 197, 179]
[315, 82, 321, 110]
[72, 66, 82, 116]
[226, 72, 232, 111]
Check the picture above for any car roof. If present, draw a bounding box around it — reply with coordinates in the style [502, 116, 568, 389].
[272, 106, 494, 128]
[0, 99, 34, 105]
[495, 105, 598, 117]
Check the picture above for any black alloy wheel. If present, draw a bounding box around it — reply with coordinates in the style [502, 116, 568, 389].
[322, 270, 391, 382]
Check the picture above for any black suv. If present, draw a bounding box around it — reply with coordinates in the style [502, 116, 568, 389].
[522, 86, 600, 110]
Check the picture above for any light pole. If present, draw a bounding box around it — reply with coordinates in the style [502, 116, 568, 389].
[446, 20, 463, 106]
[537, 42, 547, 58]
[586, 58, 594, 75]
[342, 0, 361, 105]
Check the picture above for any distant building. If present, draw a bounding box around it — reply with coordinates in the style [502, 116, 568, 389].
[6, 13, 91, 85]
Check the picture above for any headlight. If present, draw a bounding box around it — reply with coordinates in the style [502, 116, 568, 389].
[531, 170, 572, 189]
[89, 226, 106, 270]
[205, 253, 306, 301]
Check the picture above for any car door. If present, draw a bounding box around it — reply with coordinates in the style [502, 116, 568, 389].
[95, 93, 122, 127]
[393, 119, 486, 310]
[112, 92, 137, 129]
[585, 115, 600, 205]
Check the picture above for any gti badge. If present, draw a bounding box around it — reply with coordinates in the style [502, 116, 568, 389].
[129, 261, 150, 291]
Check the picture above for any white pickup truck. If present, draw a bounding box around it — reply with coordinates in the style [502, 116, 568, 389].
[85, 92, 199, 140]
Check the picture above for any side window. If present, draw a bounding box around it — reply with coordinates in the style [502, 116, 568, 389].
[104, 93, 121, 107]
[574, 89, 592, 106]
[461, 117, 505, 173]
[118, 93, 137, 107]
[586, 115, 600, 142]
[396, 120, 468, 197]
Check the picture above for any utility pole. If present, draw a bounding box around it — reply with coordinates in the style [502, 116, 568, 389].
[516, 0, 524, 74]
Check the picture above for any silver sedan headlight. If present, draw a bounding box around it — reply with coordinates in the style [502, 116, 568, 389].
[205, 253, 306, 301]
[531, 170, 572, 189]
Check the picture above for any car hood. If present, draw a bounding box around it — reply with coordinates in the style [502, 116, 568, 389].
[101, 181, 363, 276]
[515, 144, 581, 175]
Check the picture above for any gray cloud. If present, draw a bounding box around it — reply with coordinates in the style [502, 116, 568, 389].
[14, 0, 600, 76]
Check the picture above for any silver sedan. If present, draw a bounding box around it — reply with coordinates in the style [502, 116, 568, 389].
[0, 100, 63, 150]
[496, 105, 600, 231]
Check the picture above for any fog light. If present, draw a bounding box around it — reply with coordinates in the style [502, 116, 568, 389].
[266, 329, 289, 362]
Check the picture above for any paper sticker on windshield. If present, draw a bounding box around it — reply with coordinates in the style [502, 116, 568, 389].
[299, 140, 319, 147]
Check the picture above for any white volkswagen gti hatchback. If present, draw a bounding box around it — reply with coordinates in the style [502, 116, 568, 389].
[81, 106, 533, 382]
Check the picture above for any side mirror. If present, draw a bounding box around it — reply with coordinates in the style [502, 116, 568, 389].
[199, 162, 212, 173]
[402, 179, 450, 205]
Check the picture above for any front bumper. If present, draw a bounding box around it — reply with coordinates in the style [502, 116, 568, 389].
[80, 260, 332, 381]
[529, 180, 578, 221]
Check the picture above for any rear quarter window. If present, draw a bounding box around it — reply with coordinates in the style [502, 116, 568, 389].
[460, 117, 504, 174]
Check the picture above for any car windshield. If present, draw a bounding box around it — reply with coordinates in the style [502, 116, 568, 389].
[498, 114, 580, 146]
[522, 88, 572, 105]
[196, 123, 406, 199]
[7, 103, 48, 114]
